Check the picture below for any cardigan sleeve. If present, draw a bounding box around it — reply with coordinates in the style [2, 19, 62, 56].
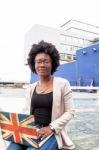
[50, 80, 75, 134]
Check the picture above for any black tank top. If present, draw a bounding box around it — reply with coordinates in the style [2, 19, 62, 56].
[30, 88, 53, 126]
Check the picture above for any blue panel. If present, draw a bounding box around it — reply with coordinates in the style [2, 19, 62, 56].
[30, 72, 39, 83]
[54, 62, 77, 85]
[76, 43, 99, 86]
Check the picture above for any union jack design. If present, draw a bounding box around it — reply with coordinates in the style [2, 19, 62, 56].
[0, 112, 40, 148]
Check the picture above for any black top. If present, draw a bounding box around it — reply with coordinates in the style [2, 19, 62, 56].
[30, 88, 53, 126]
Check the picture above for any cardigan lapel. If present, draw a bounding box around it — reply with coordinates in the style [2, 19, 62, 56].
[51, 77, 61, 121]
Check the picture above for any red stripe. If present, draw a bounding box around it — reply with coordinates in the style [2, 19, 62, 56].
[10, 113, 21, 143]
[1, 123, 38, 136]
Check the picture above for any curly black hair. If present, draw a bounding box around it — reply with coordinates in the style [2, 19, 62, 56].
[27, 40, 60, 74]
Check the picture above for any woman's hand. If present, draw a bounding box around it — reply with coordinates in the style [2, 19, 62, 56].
[38, 126, 53, 140]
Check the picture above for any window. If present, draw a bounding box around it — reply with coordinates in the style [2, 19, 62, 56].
[66, 36, 71, 42]
[60, 53, 65, 60]
[60, 35, 65, 41]
[73, 55, 76, 60]
[67, 54, 72, 59]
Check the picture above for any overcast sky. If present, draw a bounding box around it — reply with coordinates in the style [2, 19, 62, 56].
[0, 0, 99, 82]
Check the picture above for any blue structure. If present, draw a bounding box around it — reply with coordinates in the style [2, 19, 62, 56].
[54, 62, 77, 85]
[76, 43, 99, 86]
[30, 43, 99, 86]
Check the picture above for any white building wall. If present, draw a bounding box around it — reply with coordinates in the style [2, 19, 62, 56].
[61, 20, 99, 40]
[24, 24, 61, 64]
[24, 20, 99, 66]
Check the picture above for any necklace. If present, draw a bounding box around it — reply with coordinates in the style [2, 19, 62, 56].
[37, 82, 49, 94]
[37, 78, 53, 94]
[37, 86, 47, 93]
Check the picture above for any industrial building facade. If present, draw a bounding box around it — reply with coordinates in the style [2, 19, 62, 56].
[24, 20, 99, 86]
[24, 19, 99, 64]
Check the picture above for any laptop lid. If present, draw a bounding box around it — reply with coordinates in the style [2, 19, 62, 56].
[0, 111, 40, 148]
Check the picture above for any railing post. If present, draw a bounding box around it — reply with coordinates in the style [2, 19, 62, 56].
[96, 89, 99, 109]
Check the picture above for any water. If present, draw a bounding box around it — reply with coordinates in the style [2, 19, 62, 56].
[0, 87, 25, 98]
[0, 87, 26, 113]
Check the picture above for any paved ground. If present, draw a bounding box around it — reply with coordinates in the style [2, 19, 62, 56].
[0, 88, 99, 150]
[68, 97, 99, 150]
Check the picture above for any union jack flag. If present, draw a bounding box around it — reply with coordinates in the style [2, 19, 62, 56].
[0, 112, 40, 148]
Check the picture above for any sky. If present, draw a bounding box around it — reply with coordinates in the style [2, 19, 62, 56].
[0, 0, 99, 82]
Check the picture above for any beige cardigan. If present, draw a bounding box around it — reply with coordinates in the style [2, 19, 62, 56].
[23, 77, 75, 150]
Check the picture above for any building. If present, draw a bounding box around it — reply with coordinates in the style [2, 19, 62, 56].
[54, 43, 99, 86]
[24, 24, 60, 64]
[24, 20, 99, 85]
[60, 19, 99, 62]
[24, 19, 99, 64]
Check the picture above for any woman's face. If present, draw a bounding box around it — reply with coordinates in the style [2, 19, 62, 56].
[34, 53, 52, 77]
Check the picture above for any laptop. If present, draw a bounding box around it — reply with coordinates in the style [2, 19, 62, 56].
[0, 111, 53, 148]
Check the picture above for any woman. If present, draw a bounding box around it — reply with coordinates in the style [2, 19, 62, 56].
[7, 41, 75, 150]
